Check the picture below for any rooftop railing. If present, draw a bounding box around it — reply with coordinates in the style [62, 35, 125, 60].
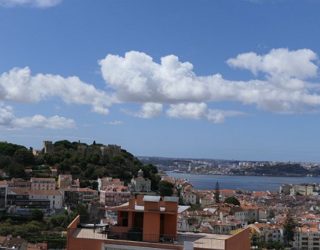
[76, 224, 227, 249]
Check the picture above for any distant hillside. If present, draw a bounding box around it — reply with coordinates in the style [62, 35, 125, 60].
[230, 163, 320, 177]
[0, 140, 160, 190]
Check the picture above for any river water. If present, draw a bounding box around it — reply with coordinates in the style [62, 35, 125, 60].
[166, 172, 320, 192]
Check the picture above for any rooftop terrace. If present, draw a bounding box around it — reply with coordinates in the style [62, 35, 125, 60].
[72, 226, 228, 249]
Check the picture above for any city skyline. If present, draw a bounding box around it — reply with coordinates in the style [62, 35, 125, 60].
[1, 0, 320, 162]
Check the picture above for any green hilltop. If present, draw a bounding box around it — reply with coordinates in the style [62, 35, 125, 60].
[0, 140, 160, 190]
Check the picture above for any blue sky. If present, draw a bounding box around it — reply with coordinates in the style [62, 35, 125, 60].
[1, 0, 320, 162]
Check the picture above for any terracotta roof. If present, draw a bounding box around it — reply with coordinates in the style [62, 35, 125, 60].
[27, 242, 48, 250]
[299, 223, 320, 233]
[220, 189, 236, 195]
[0, 236, 6, 244]
[252, 191, 270, 197]
[65, 187, 97, 193]
[0, 180, 8, 186]
[10, 188, 62, 196]
[103, 185, 129, 192]
[31, 177, 55, 181]
[241, 203, 260, 210]
[9, 188, 30, 195]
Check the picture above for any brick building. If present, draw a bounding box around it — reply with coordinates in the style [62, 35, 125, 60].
[66, 195, 251, 250]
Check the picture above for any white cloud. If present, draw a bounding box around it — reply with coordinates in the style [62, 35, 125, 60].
[13, 115, 75, 129]
[126, 102, 163, 119]
[106, 120, 123, 126]
[167, 103, 207, 119]
[0, 67, 113, 115]
[2, 48, 320, 125]
[167, 103, 244, 123]
[227, 48, 318, 80]
[99, 49, 320, 117]
[0, 0, 62, 7]
[0, 104, 75, 129]
[206, 109, 244, 124]
[0, 105, 15, 125]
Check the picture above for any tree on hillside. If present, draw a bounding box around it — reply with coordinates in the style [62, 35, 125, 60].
[77, 204, 89, 223]
[224, 196, 240, 206]
[0, 142, 25, 156]
[159, 181, 174, 196]
[31, 209, 44, 221]
[14, 148, 35, 165]
[1, 139, 161, 190]
[214, 181, 220, 203]
[7, 162, 26, 178]
[283, 211, 296, 246]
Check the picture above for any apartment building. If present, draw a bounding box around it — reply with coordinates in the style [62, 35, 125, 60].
[7, 188, 63, 212]
[64, 187, 99, 207]
[280, 184, 316, 196]
[7, 178, 31, 189]
[98, 177, 124, 191]
[182, 191, 198, 205]
[58, 174, 73, 189]
[30, 178, 56, 190]
[66, 195, 251, 250]
[58, 174, 80, 189]
[290, 184, 315, 196]
[29, 189, 63, 210]
[100, 186, 131, 207]
[293, 223, 320, 250]
[235, 205, 260, 223]
[248, 223, 283, 244]
[199, 193, 214, 207]
[0, 181, 7, 210]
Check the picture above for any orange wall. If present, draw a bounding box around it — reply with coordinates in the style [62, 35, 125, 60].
[67, 237, 183, 250]
[163, 214, 177, 237]
[225, 228, 251, 250]
[143, 212, 160, 242]
[68, 238, 103, 250]
[144, 201, 160, 211]
[68, 215, 80, 229]
[164, 202, 178, 213]
[128, 211, 134, 228]
[111, 226, 130, 233]
[66, 215, 81, 250]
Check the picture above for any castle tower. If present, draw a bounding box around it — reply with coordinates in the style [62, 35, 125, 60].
[43, 141, 54, 154]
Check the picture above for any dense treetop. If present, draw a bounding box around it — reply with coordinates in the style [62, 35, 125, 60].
[0, 140, 160, 190]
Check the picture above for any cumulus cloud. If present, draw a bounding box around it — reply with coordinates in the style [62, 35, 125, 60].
[0, 105, 15, 126]
[0, 67, 113, 115]
[99, 49, 320, 117]
[167, 103, 244, 123]
[0, 0, 61, 7]
[167, 103, 207, 119]
[126, 102, 163, 118]
[0, 104, 75, 129]
[2, 48, 319, 125]
[227, 48, 318, 80]
[14, 115, 75, 129]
